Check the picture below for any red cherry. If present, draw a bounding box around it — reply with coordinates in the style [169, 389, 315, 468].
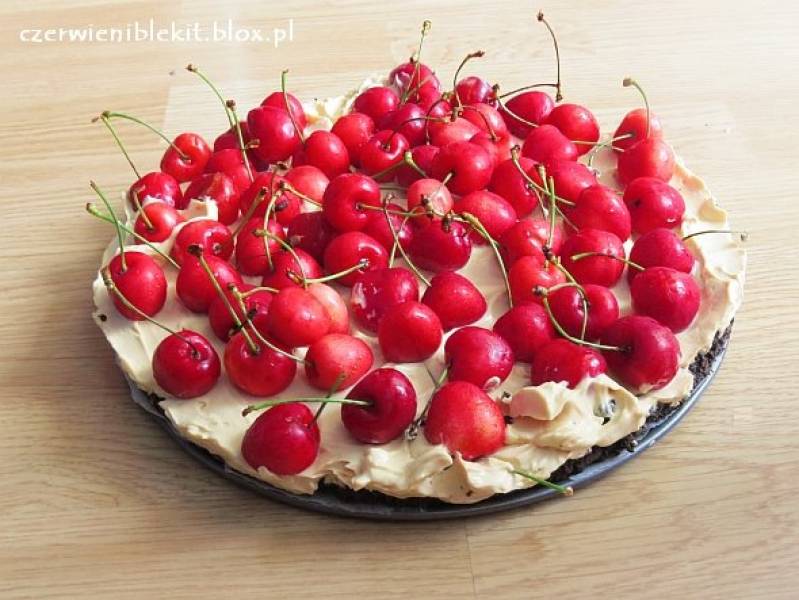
[531, 339, 607, 388]
[406, 178, 453, 226]
[225, 332, 297, 396]
[234, 216, 284, 276]
[160, 132, 211, 183]
[461, 103, 509, 139]
[322, 173, 381, 231]
[293, 130, 350, 179]
[500, 91, 555, 138]
[242, 403, 318, 475]
[508, 257, 566, 305]
[396, 143, 439, 187]
[284, 165, 329, 206]
[431, 141, 494, 195]
[362, 202, 414, 253]
[106, 252, 167, 320]
[421, 272, 486, 331]
[341, 368, 417, 444]
[184, 172, 240, 225]
[601, 315, 680, 392]
[129, 172, 183, 209]
[204, 148, 254, 193]
[260, 90, 308, 130]
[266, 287, 331, 348]
[544, 103, 599, 154]
[493, 304, 555, 362]
[545, 159, 597, 204]
[360, 130, 409, 182]
[247, 105, 301, 163]
[323, 231, 388, 287]
[629, 228, 695, 281]
[455, 190, 517, 243]
[305, 333, 373, 391]
[422, 95, 452, 120]
[521, 124, 578, 163]
[153, 330, 220, 398]
[285, 212, 335, 263]
[623, 177, 685, 234]
[208, 287, 272, 342]
[500, 218, 561, 265]
[424, 381, 505, 460]
[214, 120, 253, 154]
[262, 248, 322, 290]
[489, 157, 541, 217]
[455, 76, 493, 105]
[307, 283, 350, 334]
[378, 301, 442, 362]
[613, 107, 663, 153]
[445, 326, 514, 390]
[170, 220, 233, 266]
[380, 102, 427, 147]
[428, 117, 480, 147]
[631, 267, 700, 332]
[238, 171, 287, 219]
[617, 137, 675, 185]
[133, 201, 184, 243]
[331, 112, 375, 167]
[469, 130, 509, 168]
[408, 218, 472, 272]
[176, 255, 242, 313]
[560, 229, 626, 287]
[390, 62, 439, 96]
[563, 184, 632, 241]
[353, 86, 400, 123]
[548, 284, 619, 341]
[350, 267, 419, 333]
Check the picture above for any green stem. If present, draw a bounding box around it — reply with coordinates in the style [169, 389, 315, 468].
[90, 182, 128, 271]
[129, 189, 154, 230]
[312, 372, 349, 424]
[511, 468, 573, 496]
[452, 51, 485, 108]
[538, 291, 620, 352]
[400, 20, 432, 104]
[682, 229, 749, 242]
[569, 252, 644, 271]
[461, 212, 512, 308]
[537, 11, 562, 101]
[225, 99, 254, 183]
[95, 114, 140, 178]
[281, 69, 305, 143]
[186, 64, 236, 129]
[242, 397, 369, 417]
[383, 202, 431, 286]
[103, 111, 188, 159]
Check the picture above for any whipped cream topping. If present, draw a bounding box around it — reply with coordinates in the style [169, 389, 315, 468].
[92, 89, 746, 504]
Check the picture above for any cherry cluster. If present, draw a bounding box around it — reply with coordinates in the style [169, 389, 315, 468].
[92, 16, 711, 480]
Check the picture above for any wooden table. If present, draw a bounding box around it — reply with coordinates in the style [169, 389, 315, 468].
[2, 0, 796, 597]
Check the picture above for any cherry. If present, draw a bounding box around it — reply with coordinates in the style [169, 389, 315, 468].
[445, 326, 514, 390]
[500, 218, 562, 265]
[362, 201, 414, 253]
[214, 120, 255, 158]
[617, 137, 675, 185]
[105, 253, 167, 320]
[208, 287, 272, 342]
[428, 117, 480, 147]
[266, 287, 331, 348]
[133, 201, 184, 243]
[247, 105, 301, 163]
[305, 333, 373, 391]
[360, 130, 409, 182]
[545, 159, 597, 204]
[238, 171, 286, 219]
[470, 130, 509, 168]
[408, 218, 472, 272]
[378, 301, 442, 362]
[396, 143, 439, 187]
[242, 403, 318, 475]
[225, 330, 298, 396]
[422, 94, 452, 120]
[600, 315, 680, 392]
[284, 165, 329, 206]
[204, 148, 254, 193]
[307, 283, 350, 334]
[322, 173, 381, 231]
[461, 103, 509, 139]
[489, 156, 541, 217]
[631, 267, 701, 332]
[548, 284, 619, 341]
[623, 177, 685, 234]
[323, 231, 388, 287]
[160, 132, 212, 182]
[406, 178, 453, 226]
[170, 220, 233, 266]
[530, 339, 606, 388]
[176, 254, 242, 313]
[431, 141, 494, 195]
[544, 104, 599, 154]
[350, 267, 419, 333]
[455, 76, 493, 105]
[331, 112, 375, 167]
[129, 172, 183, 209]
[341, 368, 418, 444]
[293, 130, 350, 179]
[424, 381, 505, 460]
[493, 304, 555, 362]
[153, 330, 221, 398]
[421, 272, 486, 331]
[456, 190, 517, 243]
[380, 102, 427, 147]
[508, 257, 566, 305]
[560, 229, 626, 287]
[285, 212, 335, 263]
[184, 172, 240, 225]
[390, 59, 439, 98]
[628, 228, 695, 281]
[234, 216, 284, 276]
[563, 184, 632, 241]
[521, 124, 578, 164]
[614, 108, 663, 153]
[500, 91, 555, 138]
[261, 89, 308, 130]
[262, 248, 322, 290]
[353, 86, 400, 123]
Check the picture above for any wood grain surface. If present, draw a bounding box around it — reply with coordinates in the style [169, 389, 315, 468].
[1, 1, 797, 598]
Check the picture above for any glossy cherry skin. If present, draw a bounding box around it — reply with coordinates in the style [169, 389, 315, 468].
[531, 339, 607, 388]
[242, 403, 318, 475]
[431, 141, 494, 196]
[428, 117, 480, 147]
[261, 90, 308, 130]
[461, 103, 509, 139]
[284, 164, 329, 206]
[623, 177, 685, 234]
[184, 172, 240, 225]
[489, 157, 541, 218]
[631, 267, 701, 332]
[204, 148, 254, 193]
[305, 333, 373, 391]
[424, 381, 505, 460]
[545, 159, 597, 204]
[501, 91, 555, 138]
[360, 130, 409, 182]
[563, 184, 632, 241]
[613, 108, 663, 153]
[560, 229, 626, 287]
[323, 231, 389, 287]
[152, 330, 220, 398]
[133, 201, 184, 243]
[208, 287, 272, 342]
[160, 132, 211, 183]
[285, 212, 335, 263]
[266, 287, 331, 348]
[406, 178, 453, 226]
[378, 301, 443, 363]
[170, 220, 233, 266]
[500, 218, 562, 265]
[389, 61, 439, 96]
[234, 216, 285, 276]
[508, 257, 566, 305]
[408, 219, 472, 273]
[129, 171, 183, 209]
[396, 144, 439, 187]
[293, 130, 350, 179]
[262, 248, 323, 290]
[521, 124, 578, 164]
[544, 103, 600, 155]
[456, 190, 517, 244]
[322, 173, 381, 232]
[331, 112, 376, 167]
[548, 284, 619, 341]
[106, 252, 167, 320]
[601, 315, 680, 392]
[307, 283, 349, 334]
[380, 102, 427, 147]
[445, 326, 514, 391]
[353, 86, 400, 123]
[362, 202, 414, 253]
[628, 228, 695, 281]
[493, 304, 555, 363]
[341, 368, 417, 444]
[350, 267, 419, 333]
[421, 272, 486, 331]
[175, 255, 242, 313]
[617, 137, 675, 185]
[455, 76, 493, 105]
[225, 332, 298, 396]
[247, 105, 301, 163]
[470, 130, 510, 169]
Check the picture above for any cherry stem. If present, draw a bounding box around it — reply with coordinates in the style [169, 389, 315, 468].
[95, 113, 140, 178]
[232, 187, 270, 237]
[537, 11, 563, 101]
[493, 89, 539, 131]
[312, 372, 348, 424]
[86, 203, 179, 269]
[496, 82, 560, 100]
[682, 229, 748, 242]
[401, 20, 432, 104]
[129, 189, 154, 230]
[186, 64, 236, 129]
[90, 181, 128, 271]
[368, 155, 407, 180]
[225, 99, 254, 182]
[230, 289, 305, 364]
[383, 201, 430, 286]
[511, 468, 573, 496]
[459, 104, 499, 140]
[461, 212, 513, 308]
[242, 397, 369, 417]
[407, 365, 448, 439]
[509, 146, 575, 208]
[279, 180, 322, 207]
[622, 77, 650, 138]
[102, 111, 189, 160]
[239, 285, 279, 297]
[537, 288, 621, 352]
[253, 228, 309, 288]
[452, 51, 485, 108]
[281, 69, 306, 143]
[293, 259, 368, 285]
[586, 133, 635, 167]
[570, 251, 644, 271]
